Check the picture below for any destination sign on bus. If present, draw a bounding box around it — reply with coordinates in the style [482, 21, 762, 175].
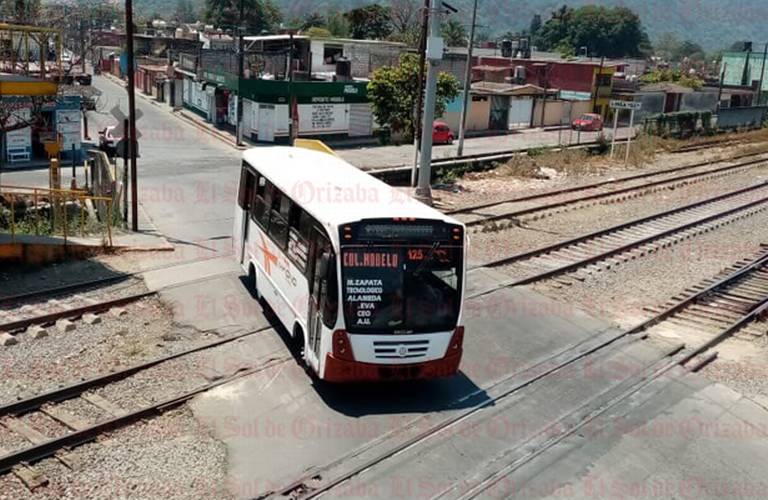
[357, 223, 450, 241]
[343, 250, 400, 269]
[342, 249, 402, 329]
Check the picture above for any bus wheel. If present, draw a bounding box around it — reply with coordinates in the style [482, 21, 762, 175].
[248, 264, 258, 297]
[291, 324, 305, 360]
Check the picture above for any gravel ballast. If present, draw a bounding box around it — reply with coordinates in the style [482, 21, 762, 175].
[0, 297, 213, 406]
[0, 408, 232, 500]
[469, 165, 768, 265]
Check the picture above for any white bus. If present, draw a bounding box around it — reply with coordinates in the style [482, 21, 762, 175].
[233, 146, 467, 382]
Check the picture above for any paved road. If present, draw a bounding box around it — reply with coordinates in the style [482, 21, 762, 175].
[6, 76, 768, 499]
[4, 75, 242, 259]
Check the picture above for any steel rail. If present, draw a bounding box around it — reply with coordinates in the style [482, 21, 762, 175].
[0, 355, 291, 474]
[0, 291, 157, 333]
[479, 180, 768, 270]
[263, 249, 768, 500]
[455, 275, 768, 500]
[0, 252, 231, 306]
[0, 325, 273, 417]
[446, 149, 767, 216]
[466, 184, 768, 298]
[461, 156, 768, 227]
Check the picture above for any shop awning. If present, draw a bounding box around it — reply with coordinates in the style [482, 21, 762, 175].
[0, 74, 59, 96]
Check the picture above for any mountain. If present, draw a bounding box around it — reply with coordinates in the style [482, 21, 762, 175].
[129, 0, 764, 51]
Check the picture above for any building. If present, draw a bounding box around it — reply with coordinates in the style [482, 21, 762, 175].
[720, 50, 768, 105]
[439, 81, 591, 133]
[471, 56, 618, 118]
[1, 75, 82, 165]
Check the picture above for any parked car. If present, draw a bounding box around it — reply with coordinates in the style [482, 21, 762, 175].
[572, 113, 604, 132]
[433, 121, 454, 144]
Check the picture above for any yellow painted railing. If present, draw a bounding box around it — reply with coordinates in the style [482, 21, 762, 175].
[0, 185, 114, 247]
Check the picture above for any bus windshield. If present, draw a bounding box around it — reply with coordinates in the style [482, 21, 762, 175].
[341, 242, 463, 334]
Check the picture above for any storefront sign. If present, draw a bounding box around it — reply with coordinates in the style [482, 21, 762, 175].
[57, 109, 82, 151]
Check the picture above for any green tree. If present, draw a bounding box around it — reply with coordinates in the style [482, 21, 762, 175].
[1, 0, 40, 23]
[204, 0, 281, 32]
[367, 53, 460, 138]
[442, 19, 467, 47]
[676, 40, 705, 61]
[639, 68, 704, 90]
[345, 4, 392, 40]
[305, 26, 332, 38]
[301, 12, 325, 31]
[529, 14, 542, 38]
[325, 11, 349, 38]
[655, 32, 681, 61]
[174, 0, 196, 23]
[389, 0, 420, 46]
[536, 5, 647, 58]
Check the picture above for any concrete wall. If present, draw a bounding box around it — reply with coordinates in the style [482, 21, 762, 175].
[716, 106, 768, 129]
[466, 96, 491, 131]
[633, 92, 666, 122]
[533, 100, 591, 127]
[681, 91, 719, 113]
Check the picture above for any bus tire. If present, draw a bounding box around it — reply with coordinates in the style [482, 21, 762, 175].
[291, 324, 305, 358]
[248, 264, 259, 297]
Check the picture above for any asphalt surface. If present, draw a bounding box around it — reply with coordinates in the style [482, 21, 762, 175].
[6, 77, 768, 499]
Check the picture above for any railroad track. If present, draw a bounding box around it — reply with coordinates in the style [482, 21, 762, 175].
[0, 288, 156, 337]
[0, 325, 291, 488]
[450, 150, 768, 230]
[436, 247, 768, 500]
[0, 252, 245, 339]
[467, 181, 768, 295]
[261, 247, 768, 500]
[672, 138, 746, 154]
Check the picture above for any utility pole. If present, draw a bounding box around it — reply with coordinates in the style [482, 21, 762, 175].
[758, 43, 768, 106]
[289, 32, 298, 146]
[411, 0, 430, 187]
[416, 0, 443, 202]
[456, 0, 478, 157]
[716, 62, 727, 112]
[125, 0, 139, 231]
[235, 0, 245, 146]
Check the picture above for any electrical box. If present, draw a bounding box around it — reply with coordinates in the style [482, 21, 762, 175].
[426, 36, 444, 61]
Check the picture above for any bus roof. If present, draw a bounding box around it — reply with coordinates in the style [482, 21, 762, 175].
[242, 147, 461, 228]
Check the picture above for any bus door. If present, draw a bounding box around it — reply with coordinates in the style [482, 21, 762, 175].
[307, 229, 331, 361]
[236, 168, 257, 265]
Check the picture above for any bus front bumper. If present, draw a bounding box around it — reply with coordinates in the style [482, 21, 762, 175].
[323, 351, 462, 383]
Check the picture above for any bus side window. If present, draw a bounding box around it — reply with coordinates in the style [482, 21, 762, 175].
[253, 178, 272, 229]
[268, 189, 289, 248]
[287, 204, 309, 272]
[238, 167, 255, 210]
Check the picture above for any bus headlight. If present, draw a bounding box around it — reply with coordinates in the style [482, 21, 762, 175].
[332, 330, 355, 361]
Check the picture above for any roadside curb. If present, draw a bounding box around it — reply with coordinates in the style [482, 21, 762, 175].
[98, 73, 246, 150]
[174, 110, 248, 150]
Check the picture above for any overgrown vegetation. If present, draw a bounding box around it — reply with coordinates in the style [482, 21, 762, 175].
[367, 53, 460, 140]
[639, 68, 705, 90]
[643, 111, 714, 138]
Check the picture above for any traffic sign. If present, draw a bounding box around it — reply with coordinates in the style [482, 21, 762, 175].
[115, 139, 140, 159]
[610, 100, 642, 111]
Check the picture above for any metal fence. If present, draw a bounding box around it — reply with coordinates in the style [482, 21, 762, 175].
[0, 185, 114, 246]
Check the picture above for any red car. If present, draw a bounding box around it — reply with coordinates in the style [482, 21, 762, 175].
[572, 113, 604, 132]
[433, 121, 454, 144]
